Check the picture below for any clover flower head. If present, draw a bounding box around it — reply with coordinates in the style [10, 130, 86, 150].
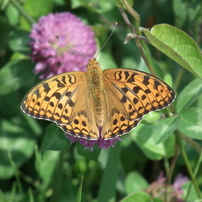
[29, 12, 97, 79]
[173, 174, 189, 196]
[66, 135, 121, 150]
[146, 171, 189, 202]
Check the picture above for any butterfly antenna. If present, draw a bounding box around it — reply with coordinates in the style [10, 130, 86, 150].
[55, 35, 90, 60]
[94, 22, 118, 59]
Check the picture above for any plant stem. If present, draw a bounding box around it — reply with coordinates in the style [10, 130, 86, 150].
[122, 0, 140, 24]
[177, 130, 202, 153]
[9, 0, 35, 24]
[167, 139, 179, 185]
[119, 1, 156, 75]
[8, 148, 24, 197]
[185, 151, 202, 200]
[174, 68, 185, 91]
[176, 131, 202, 198]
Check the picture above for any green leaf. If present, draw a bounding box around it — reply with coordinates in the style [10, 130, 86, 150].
[28, 187, 34, 202]
[187, 1, 201, 21]
[0, 59, 35, 95]
[77, 142, 100, 162]
[0, 14, 10, 56]
[173, 0, 201, 24]
[99, 52, 117, 70]
[21, 112, 42, 136]
[41, 124, 71, 156]
[0, 92, 42, 136]
[97, 142, 121, 202]
[9, 28, 31, 53]
[35, 150, 60, 192]
[176, 78, 202, 113]
[153, 116, 180, 144]
[131, 124, 165, 160]
[173, 0, 187, 24]
[75, 177, 83, 202]
[178, 107, 202, 140]
[120, 192, 151, 202]
[71, 0, 116, 12]
[5, 4, 19, 26]
[143, 24, 202, 79]
[153, 198, 163, 202]
[125, 171, 149, 194]
[130, 123, 174, 160]
[20, 0, 53, 29]
[164, 73, 174, 88]
[113, 0, 133, 8]
[143, 111, 161, 123]
[182, 182, 199, 201]
[0, 119, 36, 179]
[70, 0, 82, 9]
[112, 0, 124, 8]
[54, 0, 66, 6]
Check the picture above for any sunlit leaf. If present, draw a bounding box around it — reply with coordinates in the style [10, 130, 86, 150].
[153, 116, 180, 144]
[178, 107, 202, 140]
[143, 24, 202, 79]
[176, 78, 202, 113]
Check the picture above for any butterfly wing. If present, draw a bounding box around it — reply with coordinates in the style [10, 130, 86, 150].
[21, 72, 99, 139]
[102, 68, 175, 139]
[101, 104, 142, 139]
[57, 108, 98, 140]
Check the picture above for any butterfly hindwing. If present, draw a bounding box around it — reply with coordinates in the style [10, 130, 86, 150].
[101, 105, 142, 139]
[57, 109, 99, 140]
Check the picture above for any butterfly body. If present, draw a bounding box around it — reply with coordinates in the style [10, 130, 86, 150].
[86, 59, 105, 127]
[21, 58, 175, 140]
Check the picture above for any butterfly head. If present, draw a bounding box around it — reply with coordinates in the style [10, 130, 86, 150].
[86, 58, 101, 71]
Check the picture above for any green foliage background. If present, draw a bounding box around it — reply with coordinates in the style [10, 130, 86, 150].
[0, 0, 202, 201]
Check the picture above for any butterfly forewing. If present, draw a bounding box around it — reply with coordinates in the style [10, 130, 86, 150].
[103, 69, 175, 119]
[21, 72, 86, 123]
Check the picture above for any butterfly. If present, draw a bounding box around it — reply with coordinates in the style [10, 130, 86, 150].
[21, 58, 175, 140]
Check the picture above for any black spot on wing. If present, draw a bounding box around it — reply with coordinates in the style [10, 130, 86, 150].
[54, 78, 65, 87]
[43, 83, 51, 93]
[133, 86, 141, 94]
[142, 76, 150, 86]
[127, 73, 138, 83]
[58, 103, 63, 109]
[52, 92, 61, 99]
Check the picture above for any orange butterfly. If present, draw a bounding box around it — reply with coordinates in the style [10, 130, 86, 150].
[21, 58, 175, 140]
